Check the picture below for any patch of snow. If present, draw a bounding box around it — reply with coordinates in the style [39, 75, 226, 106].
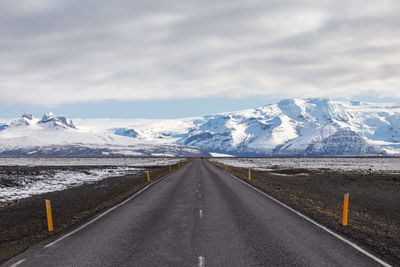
[0, 157, 186, 202]
[0, 157, 186, 166]
[211, 157, 400, 173]
[0, 167, 141, 202]
[210, 152, 234, 157]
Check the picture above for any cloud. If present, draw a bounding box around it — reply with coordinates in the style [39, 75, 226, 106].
[0, 0, 399, 106]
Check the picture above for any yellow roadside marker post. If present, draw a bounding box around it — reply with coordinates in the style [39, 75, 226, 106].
[147, 170, 150, 182]
[225, 164, 228, 171]
[249, 169, 251, 181]
[169, 165, 172, 172]
[178, 162, 180, 168]
[343, 193, 349, 226]
[45, 199, 54, 232]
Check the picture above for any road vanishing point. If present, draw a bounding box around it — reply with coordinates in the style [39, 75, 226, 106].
[5, 158, 387, 267]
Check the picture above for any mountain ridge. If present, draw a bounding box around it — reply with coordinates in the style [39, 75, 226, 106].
[1, 98, 400, 156]
[0, 113, 209, 157]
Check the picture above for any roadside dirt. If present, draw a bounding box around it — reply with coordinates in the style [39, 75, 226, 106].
[0, 162, 187, 265]
[217, 163, 400, 266]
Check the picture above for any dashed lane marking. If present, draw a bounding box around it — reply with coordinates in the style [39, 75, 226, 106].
[198, 256, 205, 267]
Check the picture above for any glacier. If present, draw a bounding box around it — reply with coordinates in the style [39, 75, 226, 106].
[1, 98, 400, 156]
[0, 113, 209, 157]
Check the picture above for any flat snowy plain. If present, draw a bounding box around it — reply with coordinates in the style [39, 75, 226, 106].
[0, 157, 184, 202]
[211, 157, 400, 173]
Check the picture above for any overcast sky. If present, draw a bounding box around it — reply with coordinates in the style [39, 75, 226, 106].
[0, 0, 399, 117]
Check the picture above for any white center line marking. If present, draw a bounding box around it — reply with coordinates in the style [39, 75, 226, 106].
[199, 209, 203, 218]
[10, 258, 26, 267]
[198, 256, 205, 267]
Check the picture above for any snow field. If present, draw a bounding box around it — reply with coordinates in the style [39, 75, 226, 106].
[0, 157, 186, 202]
[211, 157, 400, 173]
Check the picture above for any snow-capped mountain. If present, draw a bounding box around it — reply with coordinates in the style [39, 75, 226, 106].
[77, 98, 399, 156]
[1, 98, 400, 156]
[171, 98, 399, 156]
[0, 113, 209, 157]
[39, 112, 76, 129]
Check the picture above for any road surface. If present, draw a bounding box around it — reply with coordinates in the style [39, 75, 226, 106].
[4, 158, 384, 266]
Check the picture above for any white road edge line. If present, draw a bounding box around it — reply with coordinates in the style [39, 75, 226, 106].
[9, 258, 26, 267]
[43, 172, 172, 248]
[221, 168, 392, 267]
[198, 256, 205, 267]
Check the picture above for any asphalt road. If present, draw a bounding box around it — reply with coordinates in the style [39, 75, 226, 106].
[4, 158, 384, 266]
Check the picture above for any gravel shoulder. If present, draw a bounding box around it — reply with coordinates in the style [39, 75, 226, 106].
[0, 161, 187, 265]
[213, 162, 400, 266]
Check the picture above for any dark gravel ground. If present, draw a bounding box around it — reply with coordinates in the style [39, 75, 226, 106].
[216, 163, 400, 266]
[0, 162, 188, 265]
